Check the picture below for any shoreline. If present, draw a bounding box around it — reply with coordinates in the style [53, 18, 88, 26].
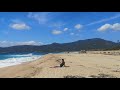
[0, 52, 120, 78]
[0, 54, 43, 69]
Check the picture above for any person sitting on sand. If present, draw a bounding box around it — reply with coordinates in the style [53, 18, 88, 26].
[60, 59, 65, 67]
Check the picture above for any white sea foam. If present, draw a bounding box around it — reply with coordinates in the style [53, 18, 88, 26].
[9, 53, 33, 57]
[0, 54, 42, 68]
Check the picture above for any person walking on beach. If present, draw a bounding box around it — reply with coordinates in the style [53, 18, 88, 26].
[60, 59, 65, 67]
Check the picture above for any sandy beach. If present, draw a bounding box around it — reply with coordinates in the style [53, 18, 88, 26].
[0, 52, 120, 78]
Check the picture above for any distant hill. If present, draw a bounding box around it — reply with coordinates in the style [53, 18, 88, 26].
[0, 38, 119, 54]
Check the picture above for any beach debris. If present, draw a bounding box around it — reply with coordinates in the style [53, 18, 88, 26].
[112, 68, 120, 72]
[64, 75, 86, 78]
[89, 73, 117, 78]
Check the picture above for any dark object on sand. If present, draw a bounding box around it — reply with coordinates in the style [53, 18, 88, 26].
[90, 73, 117, 78]
[60, 59, 65, 67]
[64, 75, 86, 78]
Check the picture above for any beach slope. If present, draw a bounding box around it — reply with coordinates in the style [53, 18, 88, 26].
[0, 53, 120, 78]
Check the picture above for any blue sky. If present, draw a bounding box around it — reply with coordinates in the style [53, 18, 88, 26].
[0, 12, 120, 47]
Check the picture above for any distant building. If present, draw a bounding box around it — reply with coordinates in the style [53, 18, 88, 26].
[79, 50, 86, 53]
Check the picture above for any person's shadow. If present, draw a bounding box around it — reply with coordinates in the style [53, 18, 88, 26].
[50, 65, 70, 68]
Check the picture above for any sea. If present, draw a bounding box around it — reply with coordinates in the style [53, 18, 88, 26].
[0, 52, 46, 68]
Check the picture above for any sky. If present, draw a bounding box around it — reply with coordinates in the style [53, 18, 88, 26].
[0, 12, 120, 47]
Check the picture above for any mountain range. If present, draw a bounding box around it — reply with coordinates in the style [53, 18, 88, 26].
[0, 38, 120, 54]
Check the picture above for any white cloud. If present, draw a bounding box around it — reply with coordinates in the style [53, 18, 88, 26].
[28, 12, 51, 24]
[0, 41, 43, 47]
[63, 28, 68, 31]
[74, 24, 83, 29]
[52, 30, 62, 35]
[98, 24, 112, 31]
[98, 23, 120, 32]
[9, 23, 31, 30]
[16, 41, 43, 46]
[87, 14, 120, 26]
[70, 33, 74, 35]
[111, 23, 120, 30]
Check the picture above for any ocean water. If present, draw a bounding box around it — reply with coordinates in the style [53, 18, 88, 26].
[0, 53, 45, 68]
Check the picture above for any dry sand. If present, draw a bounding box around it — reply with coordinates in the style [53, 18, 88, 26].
[0, 53, 120, 78]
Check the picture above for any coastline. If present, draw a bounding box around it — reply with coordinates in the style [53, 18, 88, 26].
[0, 52, 120, 78]
[0, 54, 42, 69]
